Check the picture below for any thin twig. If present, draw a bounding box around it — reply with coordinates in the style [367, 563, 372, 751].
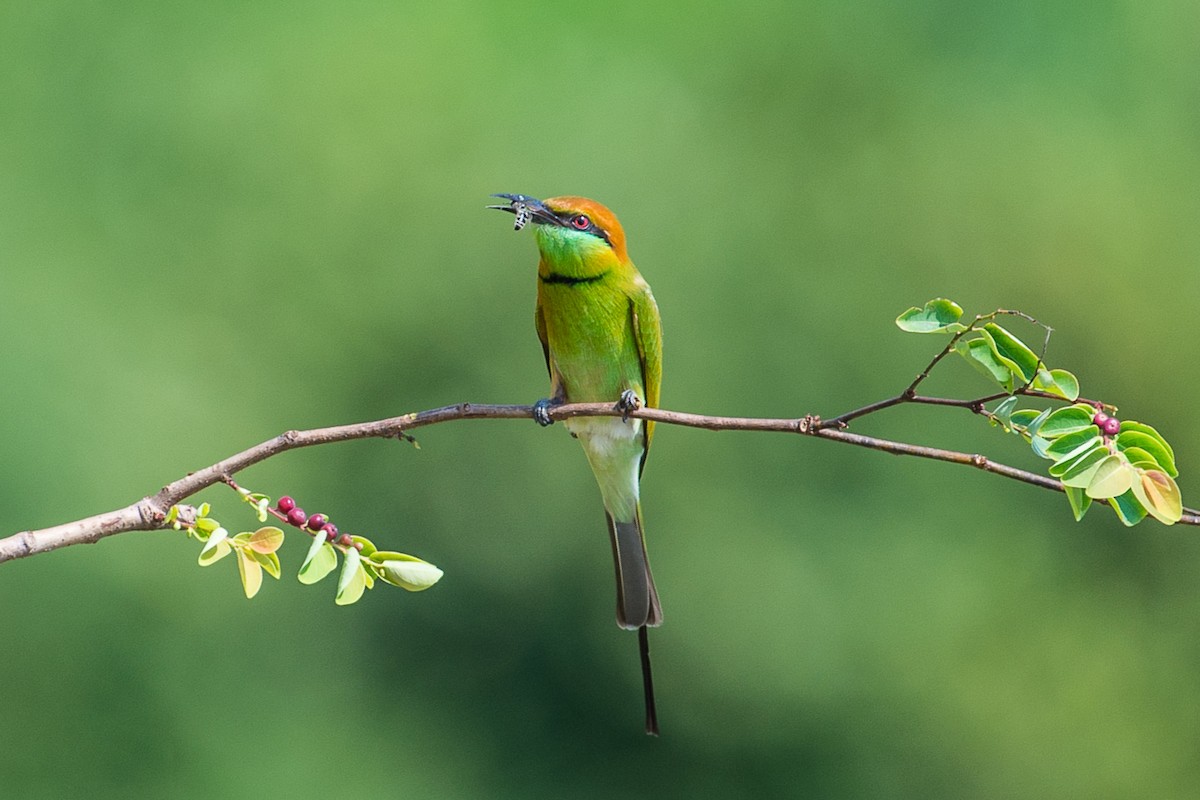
[3, 399, 1196, 564]
[823, 387, 1109, 431]
[830, 312, 985, 429]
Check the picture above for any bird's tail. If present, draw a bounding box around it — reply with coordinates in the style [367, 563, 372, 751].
[605, 503, 661, 630]
[606, 503, 662, 736]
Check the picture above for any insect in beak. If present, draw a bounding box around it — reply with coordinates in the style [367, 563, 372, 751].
[488, 194, 562, 231]
[512, 201, 532, 231]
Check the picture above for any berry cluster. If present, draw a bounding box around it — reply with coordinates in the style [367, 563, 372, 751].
[1093, 411, 1120, 437]
[276, 495, 362, 550]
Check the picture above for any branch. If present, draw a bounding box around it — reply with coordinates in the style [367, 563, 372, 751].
[5, 399, 1197, 565]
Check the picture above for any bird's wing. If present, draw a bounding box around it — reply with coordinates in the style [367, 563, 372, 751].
[534, 300, 552, 379]
[535, 297, 569, 402]
[630, 280, 663, 462]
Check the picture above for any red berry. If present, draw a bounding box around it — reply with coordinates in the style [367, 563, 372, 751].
[277, 496, 296, 513]
[286, 507, 307, 527]
[1102, 417, 1120, 436]
[1093, 412, 1110, 427]
[306, 513, 328, 531]
[338, 534, 354, 547]
[322, 523, 339, 541]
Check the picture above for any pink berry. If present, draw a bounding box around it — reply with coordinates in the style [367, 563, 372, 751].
[338, 534, 354, 547]
[286, 507, 307, 527]
[354, 541, 364, 552]
[277, 496, 296, 513]
[306, 513, 327, 531]
[322, 523, 339, 541]
[1102, 418, 1120, 436]
[1093, 412, 1110, 427]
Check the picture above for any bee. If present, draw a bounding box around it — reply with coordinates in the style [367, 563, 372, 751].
[512, 201, 532, 231]
[487, 193, 535, 231]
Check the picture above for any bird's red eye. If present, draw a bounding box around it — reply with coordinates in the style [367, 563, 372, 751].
[571, 214, 590, 230]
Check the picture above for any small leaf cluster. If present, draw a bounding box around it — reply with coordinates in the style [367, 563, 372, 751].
[297, 528, 444, 606]
[897, 299, 1078, 399]
[167, 502, 280, 598]
[897, 298, 1184, 526]
[166, 487, 443, 603]
[999, 403, 1182, 525]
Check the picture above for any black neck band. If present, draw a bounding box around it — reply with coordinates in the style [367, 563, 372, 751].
[540, 270, 610, 286]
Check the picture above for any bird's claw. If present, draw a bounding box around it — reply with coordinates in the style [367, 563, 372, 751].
[617, 389, 642, 422]
[533, 398, 557, 427]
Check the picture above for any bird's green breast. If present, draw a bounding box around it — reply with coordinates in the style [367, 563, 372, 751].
[538, 276, 643, 403]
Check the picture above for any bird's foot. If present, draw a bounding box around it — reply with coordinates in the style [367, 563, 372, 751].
[533, 398, 560, 427]
[617, 389, 642, 422]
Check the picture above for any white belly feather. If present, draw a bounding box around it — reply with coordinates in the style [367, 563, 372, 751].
[564, 416, 643, 520]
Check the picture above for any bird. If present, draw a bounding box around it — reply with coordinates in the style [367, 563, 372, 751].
[489, 193, 664, 735]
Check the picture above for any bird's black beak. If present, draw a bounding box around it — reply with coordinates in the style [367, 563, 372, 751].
[487, 193, 565, 231]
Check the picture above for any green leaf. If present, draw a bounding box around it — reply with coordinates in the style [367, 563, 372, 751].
[196, 517, 220, 535]
[895, 299, 965, 333]
[1020, 407, 1055, 459]
[1033, 368, 1080, 401]
[991, 396, 1019, 428]
[371, 552, 445, 592]
[1131, 469, 1182, 525]
[240, 492, 271, 522]
[1120, 447, 1159, 471]
[199, 527, 229, 555]
[1116, 431, 1178, 477]
[1119, 421, 1175, 462]
[247, 526, 285, 554]
[248, 549, 282, 579]
[1064, 486, 1091, 522]
[336, 547, 367, 606]
[1039, 405, 1098, 438]
[1108, 490, 1148, 527]
[1030, 434, 1053, 460]
[236, 549, 264, 598]
[299, 540, 338, 585]
[1048, 442, 1100, 477]
[1044, 427, 1101, 463]
[198, 537, 232, 566]
[1056, 446, 1109, 487]
[198, 503, 211, 519]
[981, 323, 1041, 386]
[1010, 409, 1040, 428]
[1086, 454, 1135, 499]
[955, 337, 1013, 388]
[1024, 407, 1053, 436]
[350, 536, 377, 558]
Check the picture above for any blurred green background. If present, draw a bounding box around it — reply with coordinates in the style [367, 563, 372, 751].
[3, 1, 1200, 796]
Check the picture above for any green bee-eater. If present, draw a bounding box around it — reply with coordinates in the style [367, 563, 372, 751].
[490, 193, 664, 735]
